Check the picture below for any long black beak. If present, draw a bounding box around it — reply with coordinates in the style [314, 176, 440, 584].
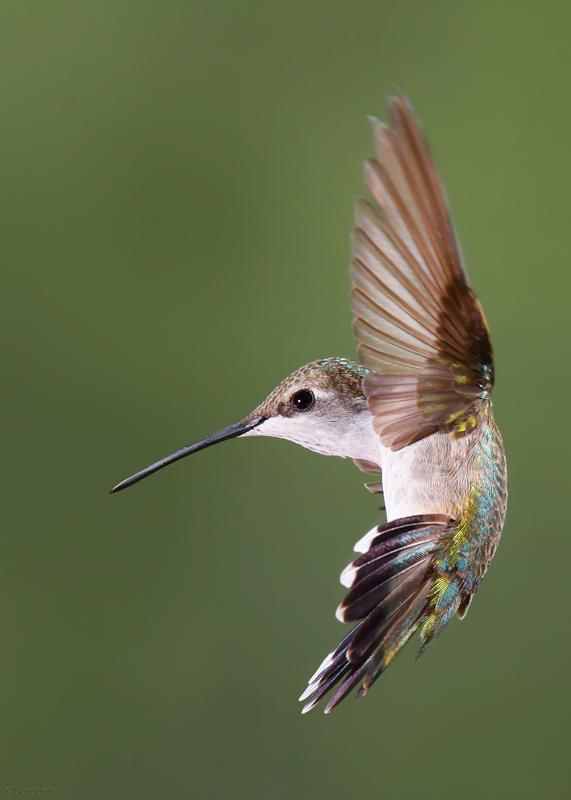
[110, 416, 266, 494]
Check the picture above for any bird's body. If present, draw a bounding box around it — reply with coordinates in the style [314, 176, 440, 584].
[378, 407, 507, 613]
[380, 408, 506, 524]
[112, 96, 507, 713]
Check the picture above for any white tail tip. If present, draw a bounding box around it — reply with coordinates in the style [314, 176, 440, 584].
[354, 525, 380, 553]
[340, 562, 356, 588]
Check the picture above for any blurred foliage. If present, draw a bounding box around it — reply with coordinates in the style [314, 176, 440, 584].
[1, 1, 569, 798]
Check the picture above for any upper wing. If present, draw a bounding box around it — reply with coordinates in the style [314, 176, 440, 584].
[351, 96, 494, 451]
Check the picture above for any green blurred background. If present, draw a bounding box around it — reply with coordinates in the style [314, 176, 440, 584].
[2, 1, 569, 797]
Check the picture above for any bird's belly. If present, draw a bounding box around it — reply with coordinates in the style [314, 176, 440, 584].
[378, 431, 475, 521]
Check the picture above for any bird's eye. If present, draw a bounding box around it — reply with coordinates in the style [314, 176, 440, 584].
[291, 389, 315, 412]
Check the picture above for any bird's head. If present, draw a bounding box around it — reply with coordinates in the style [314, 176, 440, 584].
[111, 358, 377, 493]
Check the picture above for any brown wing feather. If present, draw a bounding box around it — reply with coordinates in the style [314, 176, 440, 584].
[351, 96, 493, 450]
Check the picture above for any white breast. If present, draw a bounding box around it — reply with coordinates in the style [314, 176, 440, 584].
[378, 431, 476, 521]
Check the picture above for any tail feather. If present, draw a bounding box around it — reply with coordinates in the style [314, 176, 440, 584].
[342, 527, 440, 589]
[323, 664, 369, 714]
[358, 580, 430, 697]
[347, 570, 426, 662]
[301, 513, 464, 713]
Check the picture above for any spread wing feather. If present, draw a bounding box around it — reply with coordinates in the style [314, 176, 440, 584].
[351, 96, 494, 450]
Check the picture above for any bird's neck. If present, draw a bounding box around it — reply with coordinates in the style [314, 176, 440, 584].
[300, 408, 378, 462]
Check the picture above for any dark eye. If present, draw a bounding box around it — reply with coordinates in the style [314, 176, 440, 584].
[291, 389, 315, 412]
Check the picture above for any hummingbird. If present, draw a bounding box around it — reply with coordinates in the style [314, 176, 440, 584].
[112, 96, 507, 714]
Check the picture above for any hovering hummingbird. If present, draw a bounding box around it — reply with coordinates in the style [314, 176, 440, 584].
[112, 96, 507, 713]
